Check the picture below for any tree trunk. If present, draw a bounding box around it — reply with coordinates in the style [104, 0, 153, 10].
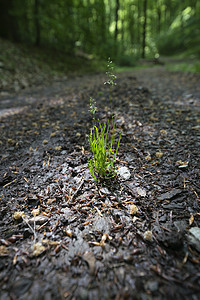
[129, 10, 134, 46]
[157, 6, 161, 34]
[0, 0, 19, 41]
[34, 0, 40, 46]
[114, 0, 120, 42]
[142, 0, 147, 58]
[137, 0, 141, 55]
[100, 0, 106, 42]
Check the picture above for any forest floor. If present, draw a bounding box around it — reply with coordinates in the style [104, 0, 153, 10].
[0, 65, 200, 300]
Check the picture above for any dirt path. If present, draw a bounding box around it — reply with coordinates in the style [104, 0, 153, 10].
[0, 67, 200, 300]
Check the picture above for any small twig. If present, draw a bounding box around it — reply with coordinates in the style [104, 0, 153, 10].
[3, 178, 17, 188]
[68, 178, 85, 203]
[94, 206, 103, 217]
[33, 216, 36, 243]
[22, 216, 37, 242]
[37, 221, 49, 231]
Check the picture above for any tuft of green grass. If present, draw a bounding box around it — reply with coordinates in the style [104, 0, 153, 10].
[88, 62, 121, 181]
[89, 120, 121, 181]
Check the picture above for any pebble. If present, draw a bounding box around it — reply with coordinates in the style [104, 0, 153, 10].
[158, 189, 182, 201]
[100, 187, 111, 195]
[117, 166, 131, 180]
[186, 227, 200, 252]
[145, 280, 159, 292]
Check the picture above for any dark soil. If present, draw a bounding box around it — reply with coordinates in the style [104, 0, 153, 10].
[0, 67, 200, 300]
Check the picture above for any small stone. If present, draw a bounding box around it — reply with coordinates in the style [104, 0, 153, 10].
[92, 216, 111, 233]
[117, 166, 131, 180]
[100, 187, 111, 195]
[174, 220, 187, 232]
[83, 251, 96, 274]
[144, 230, 153, 242]
[145, 280, 158, 292]
[186, 227, 200, 252]
[158, 189, 182, 201]
[137, 187, 146, 197]
[61, 150, 67, 155]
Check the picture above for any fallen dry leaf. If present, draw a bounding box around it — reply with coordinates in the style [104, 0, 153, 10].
[31, 208, 40, 216]
[176, 160, 188, 166]
[31, 242, 46, 257]
[0, 245, 9, 256]
[156, 152, 163, 158]
[13, 254, 17, 265]
[130, 204, 138, 215]
[100, 233, 107, 246]
[13, 211, 25, 220]
[145, 155, 151, 161]
[50, 132, 57, 137]
[42, 239, 60, 246]
[54, 146, 62, 150]
[65, 229, 73, 238]
[160, 129, 168, 135]
[189, 214, 194, 226]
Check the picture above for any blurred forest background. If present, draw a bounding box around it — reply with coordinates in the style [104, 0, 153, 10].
[0, 0, 200, 85]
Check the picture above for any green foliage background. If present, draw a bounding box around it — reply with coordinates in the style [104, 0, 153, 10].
[0, 0, 200, 62]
